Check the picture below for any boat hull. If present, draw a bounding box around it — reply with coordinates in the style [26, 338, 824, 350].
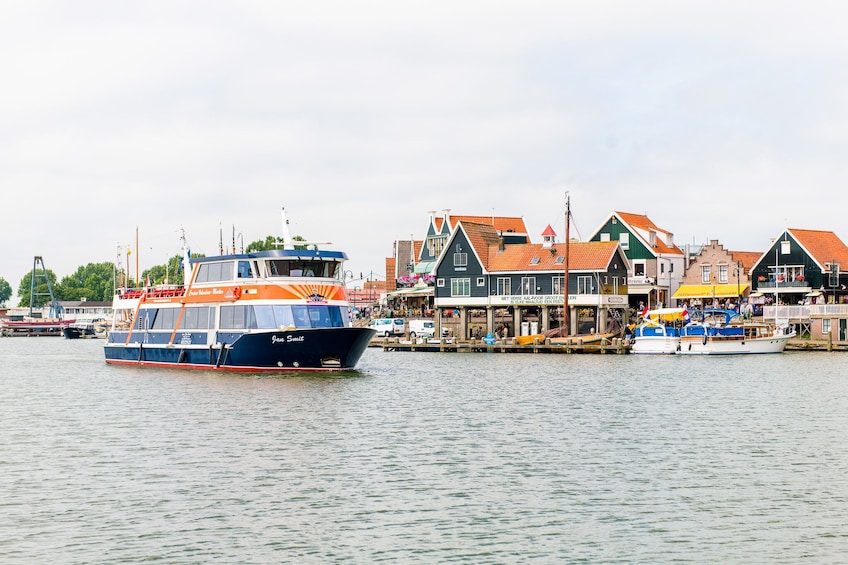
[104, 327, 375, 372]
[63, 326, 98, 339]
[678, 333, 793, 355]
[630, 324, 681, 354]
[631, 336, 680, 354]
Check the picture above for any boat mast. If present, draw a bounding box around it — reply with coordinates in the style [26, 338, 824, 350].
[563, 192, 571, 337]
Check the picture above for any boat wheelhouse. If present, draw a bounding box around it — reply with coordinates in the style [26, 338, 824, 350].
[104, 218, 375, 372]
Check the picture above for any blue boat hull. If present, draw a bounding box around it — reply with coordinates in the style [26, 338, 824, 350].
[104, 327, 375, 372]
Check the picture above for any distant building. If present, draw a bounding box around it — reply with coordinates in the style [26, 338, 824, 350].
[433, 221, 630, 338]
[587, 211, 685, 309]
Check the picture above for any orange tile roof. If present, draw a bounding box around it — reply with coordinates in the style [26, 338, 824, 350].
[615, 211, 683, 255]
[788, 228, 848, 268]
[456, 221, 503, 269]
[436, 214, 528, 235]
[729, 251, 761, 272]
[487, 241, 622, 272]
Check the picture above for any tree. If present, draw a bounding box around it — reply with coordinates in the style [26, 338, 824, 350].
[141, 252, 205, 287]
[56, 262, 115, 302]
[246, 235, 280, 252]
[246, 235, 308, 252]
[16, 268, 59, 308]
[0, 277, 12, 306]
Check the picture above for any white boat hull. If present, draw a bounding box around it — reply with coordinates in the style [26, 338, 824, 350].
[631, 336, 680, 354]
[678, 331, 794, 355]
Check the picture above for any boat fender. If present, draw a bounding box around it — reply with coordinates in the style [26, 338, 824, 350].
[702, 334, 707, 346]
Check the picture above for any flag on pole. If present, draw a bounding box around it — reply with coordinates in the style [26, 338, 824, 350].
[145, 274, 151, 287]
[641, 304, 649, 318]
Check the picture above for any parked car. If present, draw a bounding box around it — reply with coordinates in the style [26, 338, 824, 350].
[367, 318, 405, 337]
[408, 319, 435, 339]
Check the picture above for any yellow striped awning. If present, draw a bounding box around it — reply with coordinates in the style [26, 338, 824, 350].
[672, 284, 750, 299]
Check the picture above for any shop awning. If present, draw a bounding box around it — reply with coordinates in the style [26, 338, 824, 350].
[413, 261, 435, 274]
[387, 284, 434, 297]
[672, 284, 750, 299]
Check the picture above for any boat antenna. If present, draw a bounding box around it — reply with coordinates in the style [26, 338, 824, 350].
[181, 227, 192, 287]
[563, 191, 571, 337]
[281, 207, 294, 250]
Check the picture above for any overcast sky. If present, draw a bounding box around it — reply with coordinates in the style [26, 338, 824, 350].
[3, 1, 848, 296]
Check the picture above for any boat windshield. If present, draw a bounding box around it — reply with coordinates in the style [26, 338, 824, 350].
[266, 260, 339, 278]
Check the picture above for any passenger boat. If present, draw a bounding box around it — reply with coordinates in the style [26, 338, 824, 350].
[104, 212, 376, 372]
[678, 308, 795, 355]
[630, 307, 686, 354]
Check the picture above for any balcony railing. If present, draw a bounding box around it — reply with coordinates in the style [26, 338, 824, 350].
[756, 280, 809, 289]
[763, 304, 848, 321]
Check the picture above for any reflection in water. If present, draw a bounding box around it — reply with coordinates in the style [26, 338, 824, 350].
[1, 339, 848, 562]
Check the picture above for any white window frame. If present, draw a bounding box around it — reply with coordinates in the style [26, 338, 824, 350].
[701, 265, 711, 283]
[552, 275, 565, 295]
[521, 276, 536, 296]
[497, 277, 511, 295]
[450, 278, 471, 297]
[577, 275, 592, 294]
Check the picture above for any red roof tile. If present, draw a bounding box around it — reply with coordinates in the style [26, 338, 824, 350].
[615, 211, 683, 255]
[487, 241, 621, 272]
[456, 221, 503, 269]
[788, 228, 848, 268]
[729, 251, 761, 272]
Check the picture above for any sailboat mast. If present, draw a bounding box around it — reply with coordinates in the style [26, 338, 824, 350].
[563, 193, 571, 336]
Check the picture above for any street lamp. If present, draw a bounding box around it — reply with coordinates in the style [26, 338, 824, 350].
[736, 260, 741, 310]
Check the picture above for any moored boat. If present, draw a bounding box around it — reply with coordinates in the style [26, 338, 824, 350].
[63, 319, 108, 339]
[630, 308, 687, 354]
[104, 211, 376, 372]
[1, 318, 71, 337]
[678, 308, 795, 355]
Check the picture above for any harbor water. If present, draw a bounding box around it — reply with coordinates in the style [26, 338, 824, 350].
[2, 338, 848, 563]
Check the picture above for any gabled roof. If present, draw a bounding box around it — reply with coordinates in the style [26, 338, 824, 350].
[614, 211, 683, 256]
[435, 214, 528, 237]
[729, 251, 761, 273]
[786, 228, 848, 270]
[453, 221, 503, 270]
[487, 241, 624, 273]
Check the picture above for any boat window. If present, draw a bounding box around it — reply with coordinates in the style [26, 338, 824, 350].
[237, 261, 253, 279]
[181, 306, 212, 330]
[152, 308, 179, 330]
[267, 260, 290, 277]
[220, 305, 258, 330]
[195, 261, 235, 283]
[253, 306, 277, 329]
[291, 306, 312, 328]
[273, 305, 295, 328]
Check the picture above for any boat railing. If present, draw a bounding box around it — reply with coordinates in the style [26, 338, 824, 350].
[116, 285, 186, 300]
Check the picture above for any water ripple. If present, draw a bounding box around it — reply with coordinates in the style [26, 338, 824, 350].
[2, 340, 848, 562]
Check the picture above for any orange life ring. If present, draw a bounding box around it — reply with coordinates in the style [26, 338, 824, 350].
[232, 286, 241, 299]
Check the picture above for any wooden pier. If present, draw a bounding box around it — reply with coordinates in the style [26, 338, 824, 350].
[377, 336, 630, 354]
